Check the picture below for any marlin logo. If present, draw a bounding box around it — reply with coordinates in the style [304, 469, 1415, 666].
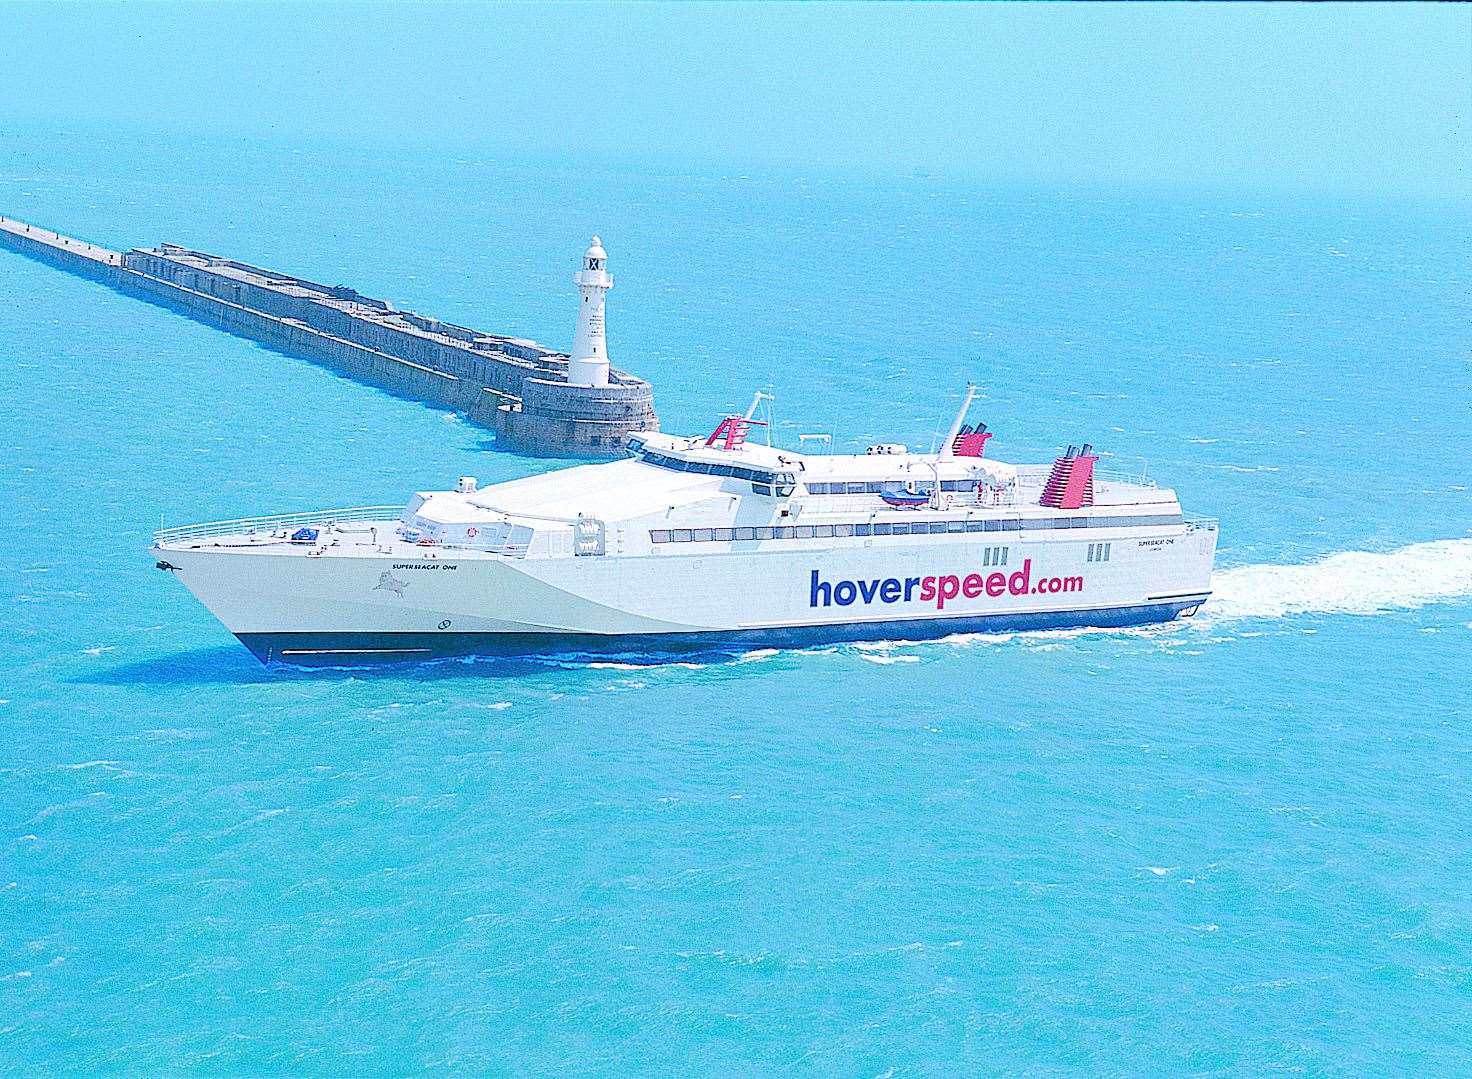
[373, 571, 408, 597]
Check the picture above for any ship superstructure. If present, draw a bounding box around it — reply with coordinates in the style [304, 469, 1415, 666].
[152, 390, 1217, 664]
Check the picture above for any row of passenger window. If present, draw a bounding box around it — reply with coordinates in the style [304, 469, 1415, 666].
[1088, 542, 1113, 563]
[804, 480, 984, 495]
[649, 514, 1180, 544]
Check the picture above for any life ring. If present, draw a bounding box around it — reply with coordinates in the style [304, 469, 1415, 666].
[466, 526, 478, 538]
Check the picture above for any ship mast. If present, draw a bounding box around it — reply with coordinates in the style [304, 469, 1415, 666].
[940, 383, 979, 458]
[745, 390, 775, 445]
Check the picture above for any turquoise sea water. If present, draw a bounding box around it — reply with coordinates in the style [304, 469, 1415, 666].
[2, 127, 1470, 1074]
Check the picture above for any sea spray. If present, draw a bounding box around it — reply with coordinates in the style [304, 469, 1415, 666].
[1205, 539, 1472, 622]
[841, 539, 1472, 657]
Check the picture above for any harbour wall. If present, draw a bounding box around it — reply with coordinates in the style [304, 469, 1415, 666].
[0, 216, 124, 283]
[0, 215, 658, 457]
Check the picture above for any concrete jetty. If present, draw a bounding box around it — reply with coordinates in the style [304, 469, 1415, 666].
[0, 215, 658, 457]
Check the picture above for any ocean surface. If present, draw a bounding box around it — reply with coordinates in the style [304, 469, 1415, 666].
[2, 126, 1469, 1075]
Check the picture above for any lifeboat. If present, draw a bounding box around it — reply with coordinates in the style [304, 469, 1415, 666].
[879, 489, 930, 509]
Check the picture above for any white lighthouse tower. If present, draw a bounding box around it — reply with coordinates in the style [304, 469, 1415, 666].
[567, 235, 613, 388]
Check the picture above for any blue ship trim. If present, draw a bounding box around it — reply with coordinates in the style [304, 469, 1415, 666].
[236, 598, 1208, 666]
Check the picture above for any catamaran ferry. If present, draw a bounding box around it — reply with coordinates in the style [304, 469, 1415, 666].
[152, 388, 1218, 665]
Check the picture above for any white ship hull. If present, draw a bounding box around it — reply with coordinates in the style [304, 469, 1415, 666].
[153, 394, 1219, 665]
[153, 524, 1215, 665]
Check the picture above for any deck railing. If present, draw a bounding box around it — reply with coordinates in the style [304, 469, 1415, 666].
[154, 505, 403, 545]
[1093, 466, 1156, 488]
[1013, 463, 1156, 489]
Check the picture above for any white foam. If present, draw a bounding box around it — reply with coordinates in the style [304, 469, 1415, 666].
[875, 623, 1174, 651]
[1205, 539, 1472, 622]
[586, 660, 707, 671]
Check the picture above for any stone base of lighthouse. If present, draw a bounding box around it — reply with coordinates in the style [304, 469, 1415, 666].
[469, 374, 659, 458]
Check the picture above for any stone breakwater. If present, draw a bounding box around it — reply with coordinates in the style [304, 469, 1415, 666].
[0, 215, 658, 457]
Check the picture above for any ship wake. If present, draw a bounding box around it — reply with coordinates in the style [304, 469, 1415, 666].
[1203, 538, 1472, 622]
[856, 537, 1472, 656]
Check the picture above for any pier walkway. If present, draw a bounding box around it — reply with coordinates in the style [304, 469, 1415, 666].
[0, 216, 123, 267]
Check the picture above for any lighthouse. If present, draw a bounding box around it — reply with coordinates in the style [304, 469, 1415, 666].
[567, 235, 613, 388]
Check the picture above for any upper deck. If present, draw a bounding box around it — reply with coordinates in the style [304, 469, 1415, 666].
[623, 430, 1176, 510]
[154, 420, 1216, 564]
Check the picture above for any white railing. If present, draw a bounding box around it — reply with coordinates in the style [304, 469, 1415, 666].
[154, 505, 403, 545]
[1094, 467, 1156, 488]
[428, 540, 531, 558]
[1013, 462, 1156, 488]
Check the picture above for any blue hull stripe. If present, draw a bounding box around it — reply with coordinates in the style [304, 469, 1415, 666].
[238, 599, 1207, 666]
